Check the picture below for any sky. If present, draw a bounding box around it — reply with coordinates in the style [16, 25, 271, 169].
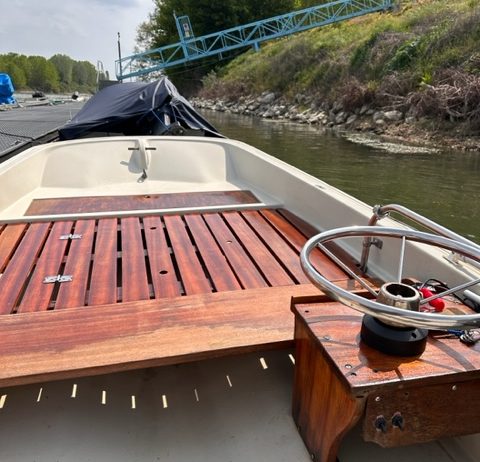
[0, 0, 155, 80]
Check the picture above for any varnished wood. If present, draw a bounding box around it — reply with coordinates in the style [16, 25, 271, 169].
[291, 296, 480, 460]
[294, 298, 480, 392]
[293, 320, 365, 462]
[184, 214, 242, 292]
[164, 215, 213, 295]
[120, 217, 150, 302]
[261, 209, 348, 281]
[222, 211, 294, 287]
[0, 208, 354, 312]
[362, 377, 480, 447]
[203, 213, 268, 289]
[0, 222, 51, 314]
[17, 220, 73, 313]
[143, 216, 182, 298]
[0, 223, 26, 272]
[25, 190, 260, 215]
[88, 218, 118, 306]
[55, 219, 96, 309]
[241, 210, 310, 284]
[0, 284, 322, 388]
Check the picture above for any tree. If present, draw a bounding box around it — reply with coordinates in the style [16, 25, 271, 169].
[0, 52, 102, 92]
[49, 54, 74, 89]
[0, 54, 28, 88]
[136, 0, 296, 51]
[27, 56, 60, 92]
[71, 61, 96, 88]
[135, 0, 296, 89]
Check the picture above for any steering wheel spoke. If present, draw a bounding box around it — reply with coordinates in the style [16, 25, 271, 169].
[301, 226, 480, 331]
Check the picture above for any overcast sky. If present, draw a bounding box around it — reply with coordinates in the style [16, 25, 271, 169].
[0, 0, 155, 79]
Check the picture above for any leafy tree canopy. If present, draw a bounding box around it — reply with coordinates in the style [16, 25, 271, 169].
[0, 53, 104, 93]
[136, 0, 297, 52]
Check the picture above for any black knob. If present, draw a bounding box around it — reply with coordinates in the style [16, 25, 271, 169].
[392, 412, 404, 430]
[374, 415, 387, 433]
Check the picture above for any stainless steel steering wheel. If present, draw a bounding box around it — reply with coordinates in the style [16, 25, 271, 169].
[300, 226, 480, 330]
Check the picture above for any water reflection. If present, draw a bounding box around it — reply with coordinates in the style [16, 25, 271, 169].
[206, 110, 480, 242]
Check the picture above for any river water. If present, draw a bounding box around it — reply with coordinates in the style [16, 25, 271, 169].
[204, 109, 480, 244]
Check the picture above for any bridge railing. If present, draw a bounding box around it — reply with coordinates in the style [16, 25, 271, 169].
[116, 0, 394, 80]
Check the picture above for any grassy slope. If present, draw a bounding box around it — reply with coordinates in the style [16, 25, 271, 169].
[200, 0, 480, 126]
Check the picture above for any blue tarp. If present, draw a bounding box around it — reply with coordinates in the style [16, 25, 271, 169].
[59, 77, 222, 140]
[0, 74, 16, 105]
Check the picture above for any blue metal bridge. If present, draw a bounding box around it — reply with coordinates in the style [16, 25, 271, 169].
[116, 0, 395, 80]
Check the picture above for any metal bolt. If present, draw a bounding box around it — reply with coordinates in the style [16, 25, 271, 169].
[452, 385, 457, 391]
[375, 396, 381, 402]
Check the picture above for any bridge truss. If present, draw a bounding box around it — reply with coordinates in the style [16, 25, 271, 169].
[116, 0, 394, 80]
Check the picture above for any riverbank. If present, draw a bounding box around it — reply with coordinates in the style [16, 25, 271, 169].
[195, 0, 480, 152]
[192, 95, 480, 153]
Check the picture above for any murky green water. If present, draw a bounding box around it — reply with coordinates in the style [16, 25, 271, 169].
[205, 110, 480, 243]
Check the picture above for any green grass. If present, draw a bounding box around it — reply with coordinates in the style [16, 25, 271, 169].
[201, 0, 480, 105]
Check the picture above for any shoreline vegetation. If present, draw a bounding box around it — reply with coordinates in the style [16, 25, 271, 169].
[0, 53, 106, 94]
[195, 0, 480, 152]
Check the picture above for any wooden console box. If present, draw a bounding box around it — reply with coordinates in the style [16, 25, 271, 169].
[291, 297, 480, 462]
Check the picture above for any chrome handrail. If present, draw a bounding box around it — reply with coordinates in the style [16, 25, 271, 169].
[360, 204, 479, 272]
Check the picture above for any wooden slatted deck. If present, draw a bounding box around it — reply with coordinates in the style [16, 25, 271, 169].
[0, 191, 356, 387]
[0, 209, 348, 314]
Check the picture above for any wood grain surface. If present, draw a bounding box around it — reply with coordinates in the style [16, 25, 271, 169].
[292, 297, 480, 458]
[0, 284, 322, 388]
[25, 190, 260, 215]
[0, 208, 349, 312]
[292, 298, 480, 393]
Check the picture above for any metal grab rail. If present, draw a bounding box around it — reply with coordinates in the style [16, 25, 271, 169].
[360, 204, 479, 272]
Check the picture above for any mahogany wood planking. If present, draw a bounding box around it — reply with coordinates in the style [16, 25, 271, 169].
[241, 210, 310, 284]
[1, 195, 355, 313]
[17, 220, 73, 313]
[0, 223, 27, 273]
[184, 214, 242, 292]
[261, 209, 348, 281]
[55, 219, 96, 309]
[25, 190, 261, 215]
[143, 216, 182, 298]
[164, 215, 213, 295]
[0, 222, 51, 314]
[292, 297, 480, 460]
[0, 284, 323, 388]
[222, 211, 294, 287]
[120, 217, 150, 302]
[88, 218, 118, 306]
[203, 213, 269, 289]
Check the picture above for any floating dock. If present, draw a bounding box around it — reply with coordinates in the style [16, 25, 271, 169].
[0, 102, 83, 160]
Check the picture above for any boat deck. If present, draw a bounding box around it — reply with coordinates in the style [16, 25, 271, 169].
[0, 190, 357, 387]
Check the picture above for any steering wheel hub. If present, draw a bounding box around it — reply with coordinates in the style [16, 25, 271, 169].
[300, 226, 480, 348]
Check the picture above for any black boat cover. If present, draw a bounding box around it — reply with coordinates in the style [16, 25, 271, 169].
[59, 77, 222, 140]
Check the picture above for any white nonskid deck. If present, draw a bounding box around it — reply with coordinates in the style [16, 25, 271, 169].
[0, 349, 474, 462]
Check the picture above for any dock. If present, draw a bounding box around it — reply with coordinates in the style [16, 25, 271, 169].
[0, 102, 83, 160]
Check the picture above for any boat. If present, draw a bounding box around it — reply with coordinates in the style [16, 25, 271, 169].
[0, 129, 479, 461]
[58, 77, 222, 139]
